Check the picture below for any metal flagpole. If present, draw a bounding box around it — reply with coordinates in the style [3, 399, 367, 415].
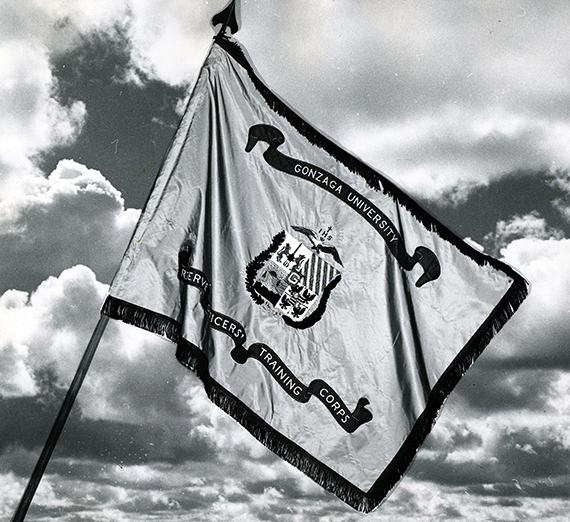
[10, 313, 110, 522]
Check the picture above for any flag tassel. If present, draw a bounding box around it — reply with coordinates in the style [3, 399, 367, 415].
[10, 314, 110, 522]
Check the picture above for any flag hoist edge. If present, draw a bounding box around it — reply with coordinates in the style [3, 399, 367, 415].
[102, 35, 529, 512]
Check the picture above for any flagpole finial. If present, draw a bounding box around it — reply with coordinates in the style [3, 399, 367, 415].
[211, 0, 241, 37]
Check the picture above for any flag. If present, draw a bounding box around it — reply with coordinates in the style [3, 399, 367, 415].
[102, 34, 529, 512]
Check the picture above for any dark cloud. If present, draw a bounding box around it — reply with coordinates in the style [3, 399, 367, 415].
[0, 369, 67, 456]
[421, 169, 570, 243]
[0, 381, 217, 481]
[412, 453, 500, 488]
[469, 479, 570, 500]
[494, 427, 570, 480]
[453, 364, 557, 412]
[481, 497, 524, 507]
[412, 421, 570, 500]
[4, 2, 570, 521]
[42, 28, 187, 209]
[57, 416, 217, 466]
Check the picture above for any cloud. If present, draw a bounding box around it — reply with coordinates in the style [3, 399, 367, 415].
[125, 0, 218, 86]
[342, 110, 570, 203]
[483, 211, 565, 255]
[0, 0, 129, 50]
[0, 159, 139, 294]
[3, 3, 570, 520]
[548, 169, 570, 222]
[486, 236, 570, 368]
[0, 265, 107, 398]
[6, 1, 570, 208]
[0, 262, 289, 518]
[237, 2, 570, 203]
[454, 365, 559, 413]
[0, 40, 86, 191]
[412, 417, 570, 496]
[0, 0, 217, 207]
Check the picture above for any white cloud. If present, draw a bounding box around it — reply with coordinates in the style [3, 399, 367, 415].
[237, 2, 570, 202]
[0, 159, 139, 293]
[0, 0, 125, 197]
[412, 412, 570, 498]
[3, 3, 570, 520]
[0, 0, 129, 52]
[0, 291, 37, 397]
[0, 41, 86, 192]
[481, 237, 570, 366]
[0, 473, 24, 520]
[0, 0, 216, 200]
[4, 0, 568, 206]
[125, 0, 219, 86]
[0, 263, 219, 460]
[549, 373, 570, 417]
[3, 0, 570, 205]
[342, 109, 570, 202]
[0, 265, 107, 398]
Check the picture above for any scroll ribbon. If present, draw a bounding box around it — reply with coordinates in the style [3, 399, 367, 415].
[245, 124, 441, 287]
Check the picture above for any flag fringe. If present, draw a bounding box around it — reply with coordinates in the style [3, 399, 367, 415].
[102, 273, 527, 512]
[216, 36, 517, 275]
[175, 338, 376, 512]
[102, 297, 180, 342]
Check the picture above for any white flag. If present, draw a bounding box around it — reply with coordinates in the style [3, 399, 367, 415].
[103, 35, 529, 511]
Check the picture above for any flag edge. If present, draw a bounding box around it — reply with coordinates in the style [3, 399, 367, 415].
[100, 35, 533, 513]
[102, 270, 528, 512]
[215, 35, 528, 282]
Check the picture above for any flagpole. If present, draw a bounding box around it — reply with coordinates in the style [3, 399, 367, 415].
[11, 4, 240, 520]
[10, 313, 110, 522]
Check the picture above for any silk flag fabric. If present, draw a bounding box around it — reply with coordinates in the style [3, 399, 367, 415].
[103, 35, 529, 512]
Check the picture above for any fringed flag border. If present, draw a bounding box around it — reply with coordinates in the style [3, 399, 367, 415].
[102, 35, 529, 512]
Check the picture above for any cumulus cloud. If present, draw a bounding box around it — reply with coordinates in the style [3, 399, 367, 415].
[3, 2, 570, 520]
[0, 0, 219, 205]
[0, 159, 139, 294]
[0, 265, 108, 398]
[486, 237, 570, 367]
[430, 232, 570, 456]
[0, 261, 203, 427]
[0, 0, 127, 197]
[0, 262, 290, 516]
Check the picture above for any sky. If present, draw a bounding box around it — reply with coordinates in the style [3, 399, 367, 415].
[1, 0, 570, 520]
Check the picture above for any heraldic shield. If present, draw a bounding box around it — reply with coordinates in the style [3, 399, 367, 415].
[246, 229, 342, 329]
